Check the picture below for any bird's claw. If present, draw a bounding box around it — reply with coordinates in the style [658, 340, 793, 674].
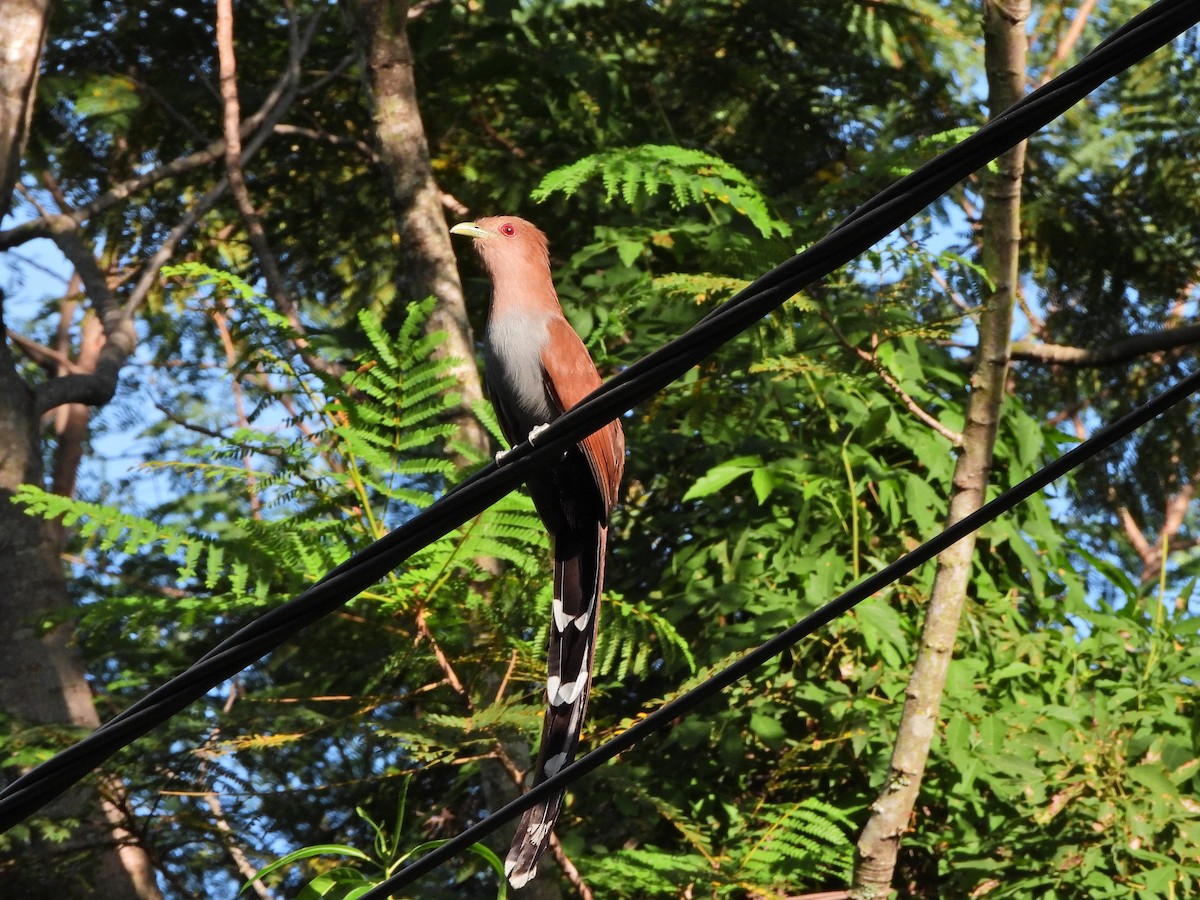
[495, 424, 555, 467]
[529, 423, 568, 460]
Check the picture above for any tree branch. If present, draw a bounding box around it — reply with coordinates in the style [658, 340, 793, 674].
[272, 123, 380, 162]
[1010, 322, 1200, 367]
[854, 1, 1031, 892]
[33, 178, 229, 416]
[0, 20, 309, 253]
[822, 310, 963, 446]
[6, 328, 86, 374]
[216, 0, 341, 380]
[1037, 0, 1098, 88]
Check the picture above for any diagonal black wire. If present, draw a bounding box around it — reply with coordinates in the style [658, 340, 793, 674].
[362, 363, 1200, 900]
[0, 0, 1196, 839]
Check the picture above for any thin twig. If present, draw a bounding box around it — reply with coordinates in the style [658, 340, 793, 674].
[272, 123, 380, 162]
[1038, 0, 1099, 88]
[823, 312, 963, 446]
[215, 0, 341, 379]
[414, 609, 470, 699]
[6, 328, 87, 374]
[493, 650, 519, 705]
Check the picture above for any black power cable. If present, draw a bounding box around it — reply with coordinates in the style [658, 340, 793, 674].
[0, 0, 1196, 846]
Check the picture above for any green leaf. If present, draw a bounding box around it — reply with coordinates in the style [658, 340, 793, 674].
[750, 711, 787, 748]
[243, 845, 374, 894]
[682, 456, 762, 501]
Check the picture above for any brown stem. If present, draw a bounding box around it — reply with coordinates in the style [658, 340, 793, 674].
[822, 311, 963, 446]
[216, 0, 340, 383]
[1037, 0, 1098, 87]
[0, 38, 309, 253]
[853, 1, 1031, 894]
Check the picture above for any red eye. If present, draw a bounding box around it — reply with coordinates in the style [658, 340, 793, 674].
[500, 223, 516, 236]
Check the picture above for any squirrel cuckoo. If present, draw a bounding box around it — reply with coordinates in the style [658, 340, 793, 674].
[450, 216, 625, 887]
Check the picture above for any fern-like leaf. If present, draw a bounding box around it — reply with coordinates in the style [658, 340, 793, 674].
[533, 144, 792, 239]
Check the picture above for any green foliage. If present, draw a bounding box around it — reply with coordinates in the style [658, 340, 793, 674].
[12, 483, 301, 607]
[161, 262, 258, 302]
[246, 785, 508, 899]
[590, 595, 696, 683]
[930, 582, 1200, 897]
[13, 282, 546, 619]
[9, 262, 706, 895]
[8, 2, 1200, 898]
[586, 797, 854, 897]
[533, 144, 791, 239]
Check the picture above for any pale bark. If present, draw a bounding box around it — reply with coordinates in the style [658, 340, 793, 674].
[0, 5, 163, 895]
[346, 0, 491, 463]
[0, 0, 48, 211]
[344, 5, 567, 896]
[1116, 473, 1199, 586]
[0, 275, 164, 900]
[852, 1, 1030, 895]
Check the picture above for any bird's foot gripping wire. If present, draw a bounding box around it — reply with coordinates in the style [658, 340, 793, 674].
[494, 423, 553, 465]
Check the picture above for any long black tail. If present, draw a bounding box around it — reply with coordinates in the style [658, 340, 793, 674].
[505, 520, 607, 888]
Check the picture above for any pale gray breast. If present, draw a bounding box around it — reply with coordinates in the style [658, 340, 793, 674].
[484, 310, 556, 436]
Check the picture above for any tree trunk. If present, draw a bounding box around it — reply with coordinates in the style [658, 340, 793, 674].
[0, 0, 49, 209]
[852, 1, 1030, 896]
[0, 318, 162, 900]
[344, 4, 567, 897]
[345, 0, 490, 463]
[0, 3, 162, 896]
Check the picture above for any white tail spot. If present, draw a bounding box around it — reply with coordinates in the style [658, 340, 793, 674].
[552, 598, 592, 632]
[508, 865, 536, 888]
[549, 669, 588, 706]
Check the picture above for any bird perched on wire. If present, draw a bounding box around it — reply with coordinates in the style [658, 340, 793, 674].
[450, 216, 625, 888]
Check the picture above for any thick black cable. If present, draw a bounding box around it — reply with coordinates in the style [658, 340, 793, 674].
[0, 0, 1195, 835]
[362, 364, 1200, 900]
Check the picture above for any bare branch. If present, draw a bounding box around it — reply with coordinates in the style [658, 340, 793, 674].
[0, 16, 310, 252]
[153, 403, 229, 441]
[33, 178, 229, 416]
[125, 178, 229, 318]
[549, 840, 595, 900]
[216, 0, 341, 380]
[1117, 504, 1156, 572]
[272, 122, 380, 162]
[201, 790, 274, 900]
[297, 51, 358, 98]
[408, 0, 446, 20]
[14, 180, 52, 217]
[1010, 322, 1200, 367]
[822, 310, 963, 446]
[1037, 0, 1099, 88]
[45, 215, 119, 322]
[440, 190, 469, 218]
[6, 328, 85, 374]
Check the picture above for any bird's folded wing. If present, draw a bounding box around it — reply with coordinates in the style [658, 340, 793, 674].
[540, 316, 625, 511]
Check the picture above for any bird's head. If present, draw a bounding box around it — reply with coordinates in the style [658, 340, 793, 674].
[450, 216, 551, 276]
